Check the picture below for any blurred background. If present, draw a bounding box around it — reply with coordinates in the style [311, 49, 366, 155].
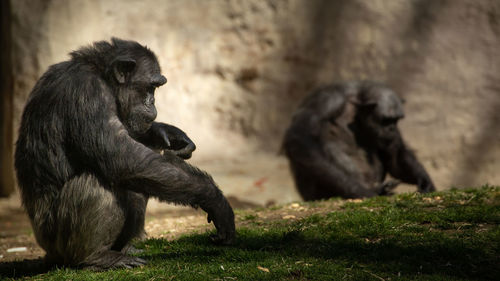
[1, 0, 500, 209]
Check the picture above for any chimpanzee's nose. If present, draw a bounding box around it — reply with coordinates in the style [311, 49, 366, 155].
[152, 74, 167, 86]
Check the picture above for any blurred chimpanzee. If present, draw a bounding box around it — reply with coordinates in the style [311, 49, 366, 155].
[15, 38, 235, 270]
[283, 81, 435, 200]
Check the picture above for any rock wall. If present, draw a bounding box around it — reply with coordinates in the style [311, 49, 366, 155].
[0, 0, 15, 196]
[4, 0, 500, 194]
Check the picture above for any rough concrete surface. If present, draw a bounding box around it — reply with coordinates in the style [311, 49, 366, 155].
[3, 0, 500, 208]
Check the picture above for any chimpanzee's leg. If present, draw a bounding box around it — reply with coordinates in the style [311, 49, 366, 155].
[48, 174, 146, 270]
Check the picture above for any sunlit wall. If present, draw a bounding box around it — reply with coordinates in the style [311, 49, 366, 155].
[7, 0, 500, 191]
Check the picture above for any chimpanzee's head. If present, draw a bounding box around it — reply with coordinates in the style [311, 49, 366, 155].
[355, 83, 405, 146]
[108, 38, 167, 136]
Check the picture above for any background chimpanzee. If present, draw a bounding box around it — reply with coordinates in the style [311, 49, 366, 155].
[283, 81, 435, 200]
[15, 38, 235, 270]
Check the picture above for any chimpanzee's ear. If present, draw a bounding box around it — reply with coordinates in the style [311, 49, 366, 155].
[112, 57, 136, 84]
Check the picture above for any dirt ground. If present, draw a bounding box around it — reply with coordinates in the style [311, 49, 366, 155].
[0, 153, 418, 263]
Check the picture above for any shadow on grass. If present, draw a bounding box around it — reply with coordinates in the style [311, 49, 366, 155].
[1, 227, 498, 280]
[143, 226, 498, 280]
[0, 258, 55, 278]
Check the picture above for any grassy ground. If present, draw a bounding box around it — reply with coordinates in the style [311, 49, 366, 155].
[1, 186, 499, 280]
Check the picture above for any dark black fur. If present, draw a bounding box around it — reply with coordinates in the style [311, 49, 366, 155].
[15, 38, 235, 270]
[283, 81, 435, 200]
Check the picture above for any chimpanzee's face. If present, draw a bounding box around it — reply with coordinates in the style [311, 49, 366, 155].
[114, 56, 167, 135]
[358, 88, 405, 145]
[372, 113, 401, 141]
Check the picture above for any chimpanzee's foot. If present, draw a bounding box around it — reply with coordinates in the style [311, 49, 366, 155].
[82, 250, 147, 271]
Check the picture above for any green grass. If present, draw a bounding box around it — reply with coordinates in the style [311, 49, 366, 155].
[2, 186, 499, 280]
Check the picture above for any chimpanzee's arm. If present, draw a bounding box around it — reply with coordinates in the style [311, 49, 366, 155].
[135, 122, 196, 159]
[380, 137, 435, 193]
[68, 90, 234, 244]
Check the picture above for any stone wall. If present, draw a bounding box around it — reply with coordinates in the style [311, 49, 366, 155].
[0, 0, 15, 196]
[3, 0, 500, 195]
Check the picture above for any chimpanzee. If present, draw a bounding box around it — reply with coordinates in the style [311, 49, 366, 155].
[14, 38, 235, 270]
[283, 81, 435, 200]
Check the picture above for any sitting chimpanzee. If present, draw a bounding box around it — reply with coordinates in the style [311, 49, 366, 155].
[15, 38, 235, 270]
[283, 81, 435, 200]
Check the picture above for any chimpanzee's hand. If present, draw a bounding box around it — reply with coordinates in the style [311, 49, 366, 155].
[377, 180, 400, 196]
[206, 200, 236, 245]
[418, 179, 436, 193]
[149, 123, 196, 159]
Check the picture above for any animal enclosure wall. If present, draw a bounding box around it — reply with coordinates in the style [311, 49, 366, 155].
[2, 0, 500, 197]
[0, 0, 15, 197]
